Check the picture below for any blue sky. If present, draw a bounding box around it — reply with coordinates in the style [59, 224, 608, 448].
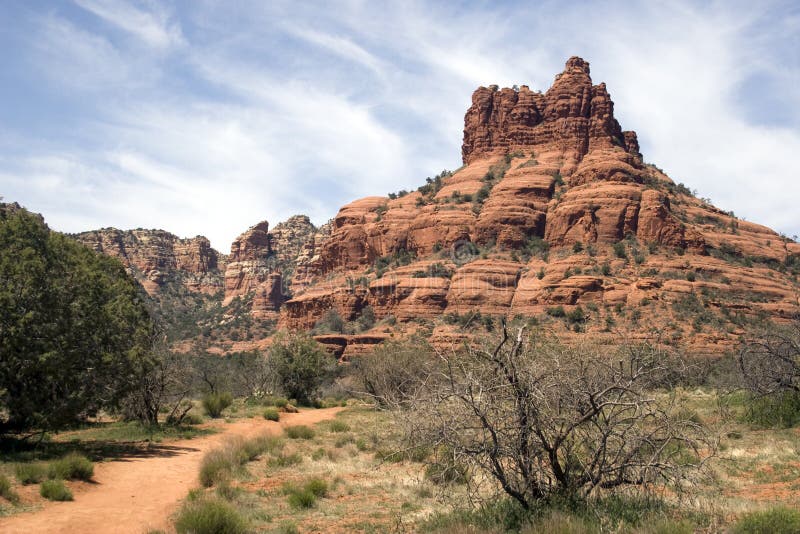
[1, 0, 798, 250]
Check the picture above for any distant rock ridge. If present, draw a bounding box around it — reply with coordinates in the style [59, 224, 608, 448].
[73, 228, 224, 294]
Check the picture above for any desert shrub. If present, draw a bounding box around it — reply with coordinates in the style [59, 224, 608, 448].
[241, 435, 276, 460]
[183, 412, 204, 425]
[613, 241, 628, 259]
[350, 338, 434, 407]
[403, 328, 711, 508]
[0, 474, 19, 504]
[270, 332, 336, 405]
[268, 452, 302, 468]
[199, 435, 274, 486]
[565, 306, 586, 325]
[283, 478, 328, 509]
[312, 308, 345, 334]
[738, 318, 800, 427]
[519, 236, 550, 263]
[174, 497, 249, 534]
[421, 498, 531, 532]
[15, 462, 47, 484]
[199, 448, 235, 487]
[40, 479, 73, 501]
[743, 391, 800, 428]
[263, 408, 280, 421]
[286, 488, 316, 509]
[202, 391, 233, 418]
[425, 459, 469, 486]
[48, 452, 94, 481]
[733, 507, 800, 534]
[328, 420, 350, 433]
[215, 481, 243, 501]
[286, 425, 315, 439]
[304, 477, 329, 497]
[521, 511, 596, 534]
[264, 396, 289, 408]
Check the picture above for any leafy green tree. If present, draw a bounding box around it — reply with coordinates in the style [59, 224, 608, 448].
[0, 206, 156, 431]
[269, 332, 336, 405]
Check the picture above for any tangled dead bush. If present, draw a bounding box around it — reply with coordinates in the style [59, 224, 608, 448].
[392, 324, 715, 508]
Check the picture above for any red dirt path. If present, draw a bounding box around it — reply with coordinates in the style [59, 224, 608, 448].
[0, 408, 341, 533]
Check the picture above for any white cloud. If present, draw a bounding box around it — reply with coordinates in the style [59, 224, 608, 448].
[284, 26, 385, 77]
[73, 0, 184, 49]
[33, 15, 133, 90]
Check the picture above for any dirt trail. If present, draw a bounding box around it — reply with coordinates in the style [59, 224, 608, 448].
[0, 408, 341, 534]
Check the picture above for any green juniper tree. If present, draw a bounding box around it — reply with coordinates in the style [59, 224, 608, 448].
[0, 206, 156, 432]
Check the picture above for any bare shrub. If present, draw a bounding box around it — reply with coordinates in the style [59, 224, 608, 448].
[738, 318, 800, 396]
[122, 346, 193, 427]
[399, 324, 714, 508]
[737, 317, 800, 427]
[350, 337, 436, 407]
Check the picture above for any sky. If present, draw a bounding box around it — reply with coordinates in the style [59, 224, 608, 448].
[0, 0, 798, 250]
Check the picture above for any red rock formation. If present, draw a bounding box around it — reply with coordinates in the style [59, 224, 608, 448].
[73, 228, 224, 294]
[461, 57, 635, 165]
[224, 221, 273, 304]
[279, 57, 800, 355]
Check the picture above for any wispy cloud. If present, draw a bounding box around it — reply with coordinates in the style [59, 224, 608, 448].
[73, 0, 184, 49]
[284, 26, 385, 77]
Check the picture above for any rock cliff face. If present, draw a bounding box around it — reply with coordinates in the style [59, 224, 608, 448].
[73, 228, 224, 294]
[280, 57, 800, 355]
[72, 214, 319, 350]
[222, 217, 318, 313]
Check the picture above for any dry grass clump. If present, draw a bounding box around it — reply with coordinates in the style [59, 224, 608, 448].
[39, 479, 72, 501]
[199, 434, 281, 487]
[14, 462, 47, 484]
[48, 452, 94, 481]
[285, 425, 315, 439]
[263, 408, 280, 421]
[0, 474, 20, 504]
[283, 477, 329, 509]
[174, 496, 249, 534]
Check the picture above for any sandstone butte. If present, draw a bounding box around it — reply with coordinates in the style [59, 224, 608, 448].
[73, 57, 800, 359]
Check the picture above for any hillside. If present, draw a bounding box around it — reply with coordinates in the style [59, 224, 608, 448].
[279, 57, 800, 357]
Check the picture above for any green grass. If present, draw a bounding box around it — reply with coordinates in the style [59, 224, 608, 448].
[15, 462, 47, 484]
[733, 507, 800, 534]
[263, 396, 289, 408]
[285, 425, 315, 440]
[263, 408, 280, 421]
[48, 452, 93, 481]
[0, 474, 19, 505]
[174, 497, 249, 534]
[743, 391, 800, 428]
[39, 479, 73, 501]
[58, 420, 213, 443]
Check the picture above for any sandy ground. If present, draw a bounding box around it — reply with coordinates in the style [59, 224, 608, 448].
[0, 408, 341, 534]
